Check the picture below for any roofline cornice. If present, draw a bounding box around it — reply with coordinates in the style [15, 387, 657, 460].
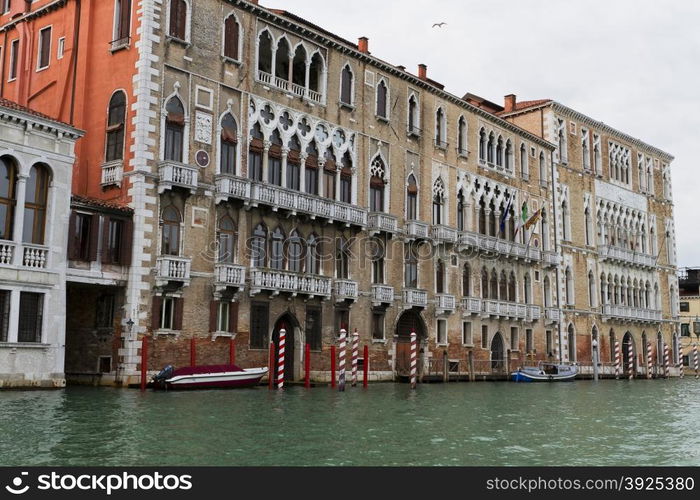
[230, 0, 555, 150]
[0, 107, 83, 139]
[0, 0, 68, 32]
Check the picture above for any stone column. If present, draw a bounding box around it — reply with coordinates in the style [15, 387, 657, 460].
[281, 147, 289, 188]
[12, 174, 28, 266]
[262, 140, 271, 183]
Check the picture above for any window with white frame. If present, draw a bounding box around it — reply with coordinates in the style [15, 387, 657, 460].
[168, 0, 189, 42]
[434, 107, 446, 148]
[593, 133, 602, 175]
[581, 128, 590, 171]
[37, 26, 52, 71]
[340, 65, 354, 107]
[217, 301, 230, 332]
[457, 116, 467, 156]
[437, 319, 447, 345]
[462, 321, 472, 345]
[159, 296, 175, 330]
[556, 118, 568, 164]
[609, 141, 631, 185]
[113, 0, 132, 46]
[223, 13, 241, 61]
[9, 39, 19, 81]
[376, 78, 388, 119]
[525, 329, 533, 353]
[57, 37, 65, 59]
[510, 326, 519, 351]
[520, 143, 528, 179]
[18, 292, 44, 343]
[407, 93, 419, 135]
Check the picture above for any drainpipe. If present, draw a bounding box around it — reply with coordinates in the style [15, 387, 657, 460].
[69, 0, 81, 124]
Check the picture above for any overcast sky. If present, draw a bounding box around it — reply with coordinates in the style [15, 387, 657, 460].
[269, 0, 700, 267]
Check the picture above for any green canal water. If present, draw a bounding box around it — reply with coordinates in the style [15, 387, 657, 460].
[1, 380, 698, 466]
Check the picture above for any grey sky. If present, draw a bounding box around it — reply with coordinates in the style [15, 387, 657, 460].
[268, 0, 700, 267]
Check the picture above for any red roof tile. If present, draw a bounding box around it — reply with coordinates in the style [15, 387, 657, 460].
[0, 97, 75, 129]
[71, 194, 133, 215]
[499, 99, 552, 115]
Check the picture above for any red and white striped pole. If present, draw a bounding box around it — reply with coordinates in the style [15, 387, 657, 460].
[627, 341, 634, 380]
[678, 342, 684, 379]
[277, 327, 286, 389]
[693, 343, 699, 379]
[614, 341, 621, 380]
[646, 341, 653, 379]
[351, 329, 359, 387]
[664, 342, 670, 379]
[338, 328, 347, 391]
[410, 330, 417, 389]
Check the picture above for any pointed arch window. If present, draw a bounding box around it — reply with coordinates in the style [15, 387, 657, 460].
[369, 156, 386, 212]
[435, 107, 446, 148]
[340, 65, 353, 106]
[499, 270, 508, 300]
[286, 229, 304, 273]
[588, 271, 596, 307]
[406, 174, 417, 220]
[336, 237, 350, 279]
[404, 244, 418, 288]
[508, 272, 516, 302]
[286, 135, 301, 190]
[376, 79, 388, 119]
[169, 0, 188, 41]
[487, 132, 495, 164]
[436, 259, 445, 294]
[479, 128, 487, 161]
[565, 267, 573, 305]
[539, 152, 546, 184]
[0, 157, 17, 240]
[496, 136, 504, 166]
[164, 96, 185, 162]
[490, 270, 499, 300]
[462, 263, 471, 296]
[323, 149, 336, 199]
[161, 205, 181, 256]
[520, 143, 528, 178]
[217, 215, 237, 264]
[248, 123, 264, 181]
[308, 52, 324, 97]
[456, 189, 465, 231]
[223, 13, 240, 60]
[268, 130, 283, 186]
[251, 223, 267, 267]
[270, 226, 285, 270]
[257, 30, 273, 75]
[408, 94, 419, 135]
[523, 273, 531, 304]
[432, 178, 445, 225]
[305, 140, 319, 195]
[306, 233, 321, 274]
[457, 117, 467, 156]
[105, 91, 126, 162]
[504, 139, 513, 171]
[340, 152, 353, 203]
[220, 112, 238, 174]
[481, 267, 489, 299]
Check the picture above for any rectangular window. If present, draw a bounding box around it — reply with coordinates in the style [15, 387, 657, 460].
[305, 306, 322, 351]
[37, 26, 52, 70]
[0, 290, 9, 342]
[268, 157, 282, 186]
[114, 0, 133, 43]
[680, 302, 690, 312]
[99, 356, 112, 373]
[95, 294, 115, 328]
[681, 323, 690, 337]
[481, 325, 488, 349]
[526, 329, 533, 353]
[335, 308, 349, 337]
[324, 170, 336, 199]
[462, 322, 472, 345]
[9, 39, 19, 81]
[18, 292, 43, 343]
[305, 167, 318, 195]
[107, 219, 123, 264]
[250, 302, 269, 349]
[217, 302, 230, 333]
[57, 37, 65, 59]
[437, 319, 447, 345]
[546, 330, 553, 357]
[73, 213, 92, 261]
[372, 311, 384, 340]
[248, 150, 262, 181]
[510, 326, 519, 351]
[340, 174, 351, 203]
[160, 297, 174, 330]
[2, 0, 10, 14]
[286, 161, 300, 190]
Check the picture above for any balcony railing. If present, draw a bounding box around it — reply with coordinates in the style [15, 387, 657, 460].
[249, 268, 331, 298]
[461, 296, 482, 315]
[545, 307, 560, 323]
[405, 220, 430, 240]
[598, 245, 657, 269]
[527, 305, 542, 322]
[156, 256, 191, 286]
[215, 174, 251, 203]
[158, 161, 198, 194]
[602, 304, 662, 323]
[407, 125, 422, 137]
[458, 230, 541, 261]
[436, 293, 456, 314]
[256, 70, 324, 104]
[481, 299, 530, 320]
[23, 244, 49, 269]
[431, 224, 458, 244]
[101, 161, 123, 187]
[214, 263, 246, 289]
[0, 240, 15, 265]
[371, 284, 394, 305]
[368, 212, 398, 234]
[403, 288, 428, 308]
[542, 251, 560, 267]
[334, 279, 358, 302]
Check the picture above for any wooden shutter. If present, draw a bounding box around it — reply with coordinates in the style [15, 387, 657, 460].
[119, 0, 132, 40]
[170, 0, 186, 40]
[101, 216, 112, 264]
[87, 214, 100, 262]
[209, 301, 218, 332]
[120, 218, 133, 266]
[67, 211, 79, 260]
[151, 296, 162, 331]
[173, 297, 184, 331]
[228, 302, 238, 334]
[224, 16, 238, 59]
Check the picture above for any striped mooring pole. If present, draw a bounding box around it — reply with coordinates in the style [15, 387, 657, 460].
[646, 341, 653, 379]
[678, 342, 684, 379]
[627, 341, 634, 380]
[338, 328, 347, 392]
[410, 330, 417, 389]
[664, 343, 670, 379]
[277, 327, 286, 389]
[614, 341, 621, 380]
[351, 329, 359, 387]
[693, 343, 699, 379]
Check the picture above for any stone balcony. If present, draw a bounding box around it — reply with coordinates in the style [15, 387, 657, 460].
[100, 160, 123, 187]
[458, 230, 541, 261]
[158, 161, 198, 194]
[481, 299, 539, 322]
[0, 240, 51, 270]
[598, 245, 657, 269]
[214, 174, 250, 203]
[404, 220, 430, 241]
[545, 307, 560, 324]
[403, 288, 428, 309]
[542, 251, 560, 268]
[334, 279, 358, 302]
[257, 70, 324, 105]
[431, 224, 458, 245]
[435, 293, 456, 315]
[368, 212, 398, 235]
[371, 284, 394, 306]
[461, 296, 482, 316]
[155, 256, 191, 287]
[602, 304, 662, 323]
[214, 263, 246, 293]
[249, 268, 332, 298]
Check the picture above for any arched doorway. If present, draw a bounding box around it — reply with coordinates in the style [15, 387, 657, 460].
[272, 313, 300, 382]
[623, 331, 636, 376]
[394, 310, 427, 377]
[491, 332, 505, 372]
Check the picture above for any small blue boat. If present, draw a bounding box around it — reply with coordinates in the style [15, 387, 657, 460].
[511, 362, 577, 382]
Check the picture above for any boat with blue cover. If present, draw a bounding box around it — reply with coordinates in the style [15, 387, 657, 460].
[511, 362, 577, 382]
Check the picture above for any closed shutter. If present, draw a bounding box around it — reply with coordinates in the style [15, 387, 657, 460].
[209, 301, 218, 332]
[151, 296, 162, 331]
[224, 16, 238, 59]
[170, 0, 186, 39]
[120, 218, 133, 266]
[228, 302, 238, 333]
[101, 216, 112, 264]
[119, 0, 132, 40]
[173, 298, 184, 331]
[67, 211, 79, 260]
[88, 214, 100, 261]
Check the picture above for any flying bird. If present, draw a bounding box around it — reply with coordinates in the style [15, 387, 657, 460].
[432, 22, 447, 28]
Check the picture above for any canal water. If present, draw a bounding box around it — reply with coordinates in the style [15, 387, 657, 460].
[1, 380, 698, 466]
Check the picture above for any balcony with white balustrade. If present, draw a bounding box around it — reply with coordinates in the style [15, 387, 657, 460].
[403, 288, 428, 309]
[100, 161, 123, 187]
[155, 256, 191, 287]
[371, 284, 394, 306]
[435, 293, 456, 315]
[214, 263, 246, 293]
[602, 304, 662, 323]
[458, 231, 541, 262]
[598, 245, 657, 269]
[545, 307, 560, 324]
[256, 70, 324, 105]
[480, 299, 533, 321]
[368, 212, 398, 235]
[249, 268, 332, 298]
[461, 296, 482, 316]
[0, 241, 51, 270]
[334, 279, 359, 302]
[158, 161, 199, 194]
[404, 220, 430, 241]
[431, 225, 458, 245]
[214, 174, 251, 204]
[542, 251, 560, 268]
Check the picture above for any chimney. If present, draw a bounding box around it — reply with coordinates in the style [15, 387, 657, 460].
[397, 65, 406, 71]
[249, 0, 259, 4]
[358, 37, 369, 54]
[418, 64, 427, 80]
[504, 94, 517, 113]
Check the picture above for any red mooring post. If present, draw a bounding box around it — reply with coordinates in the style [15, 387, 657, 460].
[229, 338, 236, 366]
[190, 337, 196, 367]
[140, 335, 148, 392]
[268, 340, 275, 390]
[363, 345, 369, 388]
[330, 345, 336, 388]
[304, 343, 311, 388]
